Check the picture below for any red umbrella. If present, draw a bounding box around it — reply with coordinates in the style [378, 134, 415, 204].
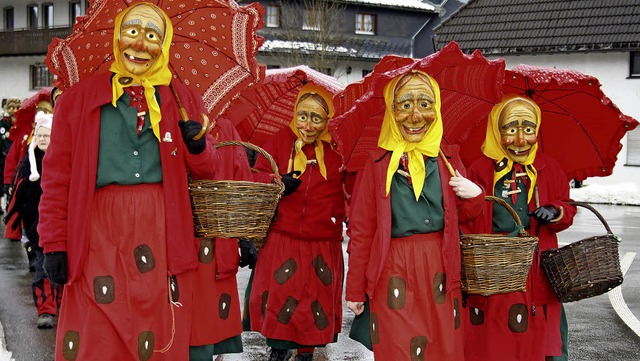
[45, 0, 265, 123]
[330, 41, 506, 172]
[456, 65, 640, 181]
[9, 87, 53, 143]
[220, 65, 344, 146]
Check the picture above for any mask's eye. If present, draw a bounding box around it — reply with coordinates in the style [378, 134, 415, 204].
[420, 101, 431, 109]
[524, 126, 536, 135]
[146, 32, 159, 42]
[402, 102, 411, 110]
[504, 127, 517, 135]
[125, 28, 139, 37]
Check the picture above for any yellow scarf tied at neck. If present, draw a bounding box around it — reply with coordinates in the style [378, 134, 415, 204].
[378, 71, 443, 201]
[288, 83, 335, 180]
[109, 3, 174, 141]
[481, 95, 540, 202]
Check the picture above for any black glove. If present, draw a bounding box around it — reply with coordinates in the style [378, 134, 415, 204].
[239, 239, 257, 269]
[281, 171, 302, 196]
[528, 205, 558, 225]
[178, 120, 206, 155]
[44, 251, 68, 285]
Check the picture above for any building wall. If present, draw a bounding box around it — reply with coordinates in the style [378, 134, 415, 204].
[495, 52, 640, 188]
[0, 0, 83, 30]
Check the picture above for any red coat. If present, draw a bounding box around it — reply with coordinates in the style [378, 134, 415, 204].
[253, 127, 348, 242]
[38, 72, 220, 282]
[464, 153, 576, 302]
[345, 144, 484, 302]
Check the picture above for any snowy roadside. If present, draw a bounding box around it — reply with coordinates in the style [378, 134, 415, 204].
[0, 321, 13, 361]
[570, 182, 640, 206]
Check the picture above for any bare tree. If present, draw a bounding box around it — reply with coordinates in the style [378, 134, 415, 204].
[271, 0, 347, 75]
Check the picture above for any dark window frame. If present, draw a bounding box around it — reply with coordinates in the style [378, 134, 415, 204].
[70, 0, 81, 24]
[265, 5, 280, 28]
[630, 52, 640, 78]
[3, 6, 14, 30]
[43, 2, 54, 28]
[30, 63, 54, 90]
[27, 3, 39, 29]
[355, 13, 376, 35]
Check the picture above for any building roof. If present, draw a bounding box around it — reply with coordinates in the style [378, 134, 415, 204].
[433, 0, 640, 55]
[260, 37, 412, 60]
[340, 0, 436, 12]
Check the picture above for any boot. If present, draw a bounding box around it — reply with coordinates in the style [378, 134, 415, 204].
[268, 348, 293, 361]
[295, 352, 313, 361]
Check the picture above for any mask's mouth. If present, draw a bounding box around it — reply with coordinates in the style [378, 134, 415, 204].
[402, 124, 427, 134]
[124, 52, 151, 64]
[508, 147, 531, 157]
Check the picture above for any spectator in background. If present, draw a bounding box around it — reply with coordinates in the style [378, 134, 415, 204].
[1, 96, 22, 214]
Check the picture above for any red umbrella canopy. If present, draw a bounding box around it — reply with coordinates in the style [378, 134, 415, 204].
[456, 65, 640, 181]
[330, 41, 506, 172]
[220, 65, 344, 146]
[46, 0, 265, 121]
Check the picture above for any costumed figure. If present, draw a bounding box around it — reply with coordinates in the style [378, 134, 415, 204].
[462, 95, 576, 361]
[187, 116, 254, 361]
[38, 3, 220, 360]
[247, 83, 351, 361]
[3, 89, 53, 265]
[345, 70, 484, 360]
[1, 97, 22, 213]
[5, 111, 63, 329]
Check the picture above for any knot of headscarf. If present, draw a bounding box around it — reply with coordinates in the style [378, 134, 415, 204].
[109, 3, 173, 141]
[378, 71, 443, 201]
[288, 83, 335, 179]
[481, 95, 540, 202]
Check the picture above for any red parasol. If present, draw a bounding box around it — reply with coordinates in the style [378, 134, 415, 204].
[330, 41, 506, 172]
[45, 0, 265, 123]
[455, 65, 640, 181]
[219, 65, 344, 146]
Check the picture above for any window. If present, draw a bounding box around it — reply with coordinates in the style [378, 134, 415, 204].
[265, 5, 280, 28]
[43, 3, 54, 28]
[302, 9, 320, 31]
[31, 64, 54, 90]
[362, 69, 372, 77]
[27, 4, 39, 29]
[355, 14, 376, 35]
[630, 52, 640, 78]
[70, 0, 81, 24]
[266, 64, 281, 70]
[627, 129, 640, 166]
[3, 7, 14, 30]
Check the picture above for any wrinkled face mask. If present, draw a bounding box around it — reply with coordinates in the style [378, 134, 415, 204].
[393, 76, 436, 143]
[35, 100, 53, 115]
[499, 102, 538, 164]
[295, 95, 329, 144]
[4, 101, 21, 117]
[118, 5, 165, 76]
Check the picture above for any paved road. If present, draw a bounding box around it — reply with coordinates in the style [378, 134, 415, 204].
[1, 204, 639, 360]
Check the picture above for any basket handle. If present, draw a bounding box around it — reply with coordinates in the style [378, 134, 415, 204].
[485, 195, 530, 237]
[213, 140, 283, 186]
[568, 201, 615, 236]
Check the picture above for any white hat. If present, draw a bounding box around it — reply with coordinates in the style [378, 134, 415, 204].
[29, 111, 53, 181]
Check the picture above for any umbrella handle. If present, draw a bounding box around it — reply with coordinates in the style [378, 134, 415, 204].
[439, 149, 456, 177]
[169, 82, 209, 141]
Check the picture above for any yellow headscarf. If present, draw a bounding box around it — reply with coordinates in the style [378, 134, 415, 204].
[288, 83, 334, 179]
[378, 71, 443, 201]
[481, 95, 540, 202]
[109, 3, 174, 141]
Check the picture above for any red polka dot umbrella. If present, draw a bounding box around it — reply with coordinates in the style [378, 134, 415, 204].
[45, 0, 265, 123]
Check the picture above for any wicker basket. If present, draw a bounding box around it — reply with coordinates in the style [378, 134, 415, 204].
[540, 202, 623, 302]
[189, 140, 284, 249]
[460, 196, 539, 296]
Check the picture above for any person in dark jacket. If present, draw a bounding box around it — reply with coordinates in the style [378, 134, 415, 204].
[6, 111, 62, 329]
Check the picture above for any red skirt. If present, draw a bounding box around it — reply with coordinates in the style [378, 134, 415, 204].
[55, 184, 189, 361]
[249, 231, 343, 346]
[369, 232, 463, 360]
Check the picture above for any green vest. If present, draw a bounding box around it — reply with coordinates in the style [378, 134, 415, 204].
[96, 92, 162, 187]
[390, 157, 444, 237]
[492, 171, 531, 233]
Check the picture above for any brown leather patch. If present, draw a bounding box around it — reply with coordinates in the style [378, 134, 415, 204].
[93, 275, 114, 304]
[274, 258, 298, 285]
[311, 300, 329, 330]
[261, 291, 268, 317]
[387, 276, 406, 310]
[469, 306, 485, 326]
[454, 298, 461, 329]
[198, 238, 215, 264]
[410, 335, 428, 361]
[61, 330, 80, 360]
[170, 275, 180, 302]
[134, 244, 156, 273]
[138, 331, 155, 361]
[219, 293, 232, 320]
[370, 311, 380, 345]
[276, 296, 298, 324]
[508, 303, 529, 333]
[433, 272, 446, 304]
[119, 77, 133, 85]
[312, 255, 333, 286]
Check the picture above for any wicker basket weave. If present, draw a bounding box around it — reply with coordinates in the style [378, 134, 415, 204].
[189, 141, 284, 249]
[541, 202, 623, 302]
[460, 196, 539, 296]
